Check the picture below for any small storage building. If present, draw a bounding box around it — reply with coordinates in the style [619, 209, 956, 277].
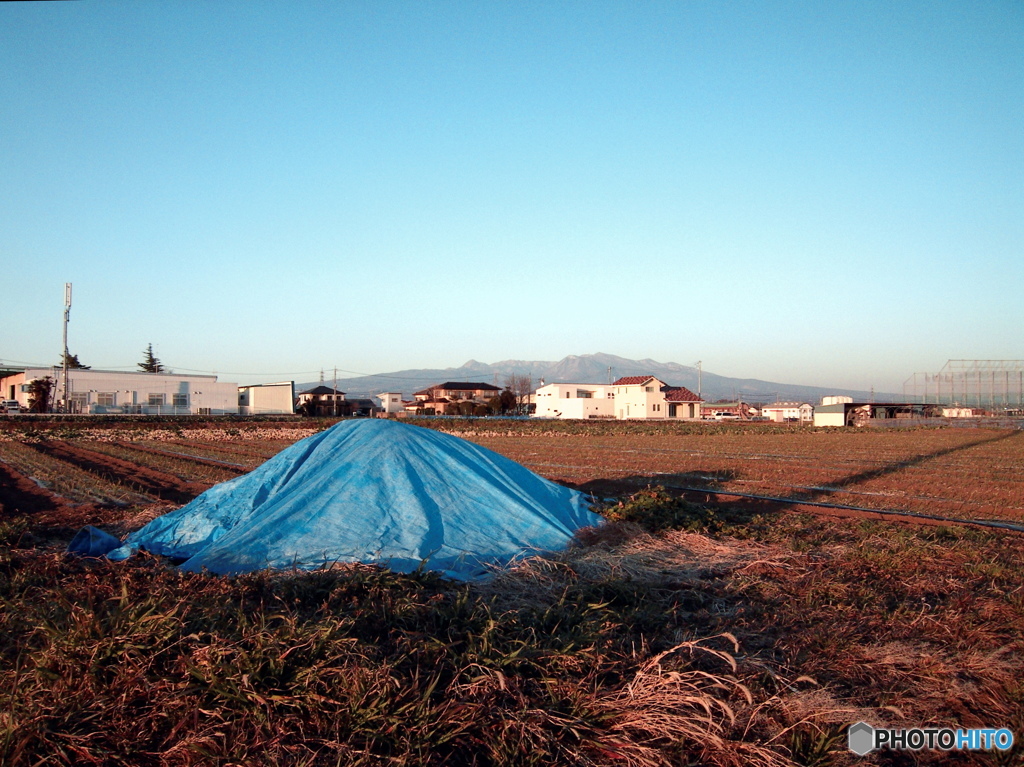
[238, 382, 295, 415]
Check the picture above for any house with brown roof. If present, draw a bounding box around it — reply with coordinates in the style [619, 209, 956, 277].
[410, 382, 502, 415]
[295, 385, 346, 417]
[661, 385, 703, 419]
[611, 376, 702, 420]
[533, 376, 702, 420]
[414, 382, 501, 402]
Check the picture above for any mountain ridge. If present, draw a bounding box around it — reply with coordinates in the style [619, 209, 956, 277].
[298, 353, 895, 404]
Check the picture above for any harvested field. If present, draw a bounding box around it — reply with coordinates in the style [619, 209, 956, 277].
[459, 426, 1024, 526]
[1, 417, 1022, 765]
[4, 419, 1023, 531]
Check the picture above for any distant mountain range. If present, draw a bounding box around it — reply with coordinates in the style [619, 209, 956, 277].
[297, 352, 894, 404]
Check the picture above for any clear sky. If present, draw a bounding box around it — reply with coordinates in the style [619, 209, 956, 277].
[2, 1, 1021, 392]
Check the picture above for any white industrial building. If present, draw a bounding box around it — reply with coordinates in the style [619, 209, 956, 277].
[0, 368, 240, 415]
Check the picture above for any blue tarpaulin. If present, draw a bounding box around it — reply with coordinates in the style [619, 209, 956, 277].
[71, 420, 601, 580]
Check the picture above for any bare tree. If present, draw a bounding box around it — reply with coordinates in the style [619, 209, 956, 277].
[503, 373, 533, 416]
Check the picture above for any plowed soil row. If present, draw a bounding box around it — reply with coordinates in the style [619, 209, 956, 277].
[0, 460, 58, 517]
[162, 439, 283, 461]
[115, 442, 250, 472]
[0, 459, 133, 545]
[30, 442, 213, 505]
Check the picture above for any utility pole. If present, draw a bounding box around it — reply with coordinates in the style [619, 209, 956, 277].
[333, 366, 338, 418]
[62, 283, 72, 413]
[694, 361, 702, 400]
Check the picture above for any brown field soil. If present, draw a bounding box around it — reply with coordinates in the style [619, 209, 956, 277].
[461, 427, 1024, 525]
[30, 441, 212, 505]
[1, 418, 1022, 765]
[3, 419, 1023, 542]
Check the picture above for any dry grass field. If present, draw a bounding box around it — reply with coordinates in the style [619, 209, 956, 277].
[1, 417, 1022, 766]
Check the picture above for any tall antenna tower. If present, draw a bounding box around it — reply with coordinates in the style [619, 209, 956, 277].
[62, 282, 72, 412]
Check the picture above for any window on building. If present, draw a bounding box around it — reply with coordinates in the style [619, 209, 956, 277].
[97, 392, 115, 406]
[645, 386, 653, 392]
[148, 393, 165, 406]
[70, 392, 88, 412]
[172, 393, 188, 408]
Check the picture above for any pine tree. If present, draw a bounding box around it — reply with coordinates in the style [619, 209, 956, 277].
[60, 351, 91, 370]
[138, 344, 165, 373]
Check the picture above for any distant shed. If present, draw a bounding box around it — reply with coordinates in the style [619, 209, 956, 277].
[238, 382, 295, 415]
[814, 402, 936, 427]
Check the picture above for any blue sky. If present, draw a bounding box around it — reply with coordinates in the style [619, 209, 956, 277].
[2, 1, 1021, 392]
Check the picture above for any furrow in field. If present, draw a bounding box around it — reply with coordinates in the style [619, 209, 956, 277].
[30, 442, 212, 505]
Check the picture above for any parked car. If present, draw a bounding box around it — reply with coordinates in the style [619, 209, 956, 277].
[713, 412, 740, 421]
[2, 400, 21, 414]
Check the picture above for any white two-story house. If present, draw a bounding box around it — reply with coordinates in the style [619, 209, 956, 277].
[533, 376, 702, 420]
[533, 383, 615, 419]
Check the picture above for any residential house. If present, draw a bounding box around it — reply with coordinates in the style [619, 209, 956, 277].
[662, 385, 702, 419]
[376, 391, 405, 415]
[411, 382, 502, 415]
[295, 386, 346, 417]
[533, 376, 702, 420]
[405, 396, 452, 415]
[761, 402, 814, 423]
[610, 376, 702, 420]
[413, 382, 501, 403]
[533, 383, 615, 419]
